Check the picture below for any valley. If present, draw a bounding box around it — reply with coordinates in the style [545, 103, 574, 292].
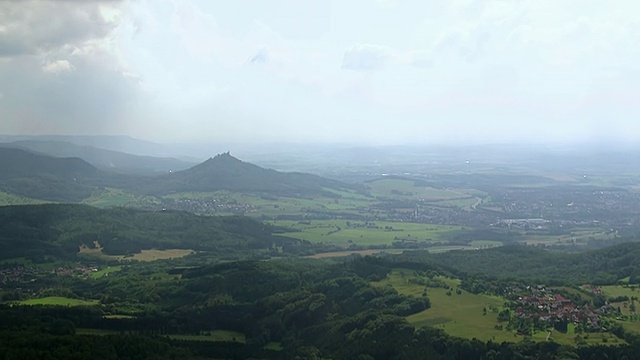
[1, 140, 640, 358]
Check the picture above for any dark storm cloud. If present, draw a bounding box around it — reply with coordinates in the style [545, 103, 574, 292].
[0, 1, 121, 57]
[0, 0, 139, 136]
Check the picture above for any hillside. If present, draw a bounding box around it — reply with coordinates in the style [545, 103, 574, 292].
[394, 242, 640, 284]
[140, 152, 360, 196]
[5, 140, 194, 175]
[0, 204, 306, 261]
[0, 148, 98, 202]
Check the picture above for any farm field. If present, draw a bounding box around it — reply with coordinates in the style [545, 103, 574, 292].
[83, 188, 160, 208]
[17, 296, 99, 307]
[272, 219, 466, 247]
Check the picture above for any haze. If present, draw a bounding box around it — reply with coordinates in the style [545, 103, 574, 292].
[1, 0, 639, 145]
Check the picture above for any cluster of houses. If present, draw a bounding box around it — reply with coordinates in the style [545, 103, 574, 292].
[52, 266, 99, 277]
[0, 265, 101, 288]
[157, 198, 257, 215]
[512, 285, 609, 331]
[493, 218, 551, 229]
[0, 266, 40, 285]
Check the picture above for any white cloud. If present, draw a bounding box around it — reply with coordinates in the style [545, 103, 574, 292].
[342, 44, 392, 71]
[42, 60, 75, 74]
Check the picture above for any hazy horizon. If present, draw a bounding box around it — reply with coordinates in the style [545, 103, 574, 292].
[1, 0, 639, 145]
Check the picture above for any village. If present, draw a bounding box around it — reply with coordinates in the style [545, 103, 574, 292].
[505, 284, 613, 334]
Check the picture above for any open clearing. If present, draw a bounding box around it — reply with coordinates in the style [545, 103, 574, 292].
[17, 296, 99, 307]
[122, 249, 195, 261]
[79, 243, 194, 262]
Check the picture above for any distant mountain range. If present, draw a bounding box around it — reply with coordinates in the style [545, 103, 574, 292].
[0, 147, 358, 203]
[3, 140, 195, 175]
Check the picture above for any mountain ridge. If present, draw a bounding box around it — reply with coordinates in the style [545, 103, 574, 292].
[3, 140, 195, 175]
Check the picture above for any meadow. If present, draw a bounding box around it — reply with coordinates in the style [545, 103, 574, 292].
[17, 296, 99, 307]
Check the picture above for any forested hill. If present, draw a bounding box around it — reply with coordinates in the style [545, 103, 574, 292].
[139, 152, 360, 196]
[0, 147, 96, 178]
[394, 242, 640, 285]
[0, 204, 307, 261]
[0, 148, 98, 202]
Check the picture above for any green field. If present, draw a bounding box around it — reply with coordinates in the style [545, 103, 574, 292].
[273, 219, 465, 247]
[17, 296, 99, 307]
[83, 188, 160, 208]
[601, 284, 640, 299]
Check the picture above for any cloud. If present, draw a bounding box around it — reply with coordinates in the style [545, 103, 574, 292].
[342, 44, 392, 71]
[407, 50, 433, 68]
[42, 60, 75, 74]
[0, 0, 121, 58]
[0, 0, 139, 136]
[248, 47, 269, 64]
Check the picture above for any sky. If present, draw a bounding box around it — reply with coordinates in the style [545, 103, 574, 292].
[0, 0, 639, 145]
